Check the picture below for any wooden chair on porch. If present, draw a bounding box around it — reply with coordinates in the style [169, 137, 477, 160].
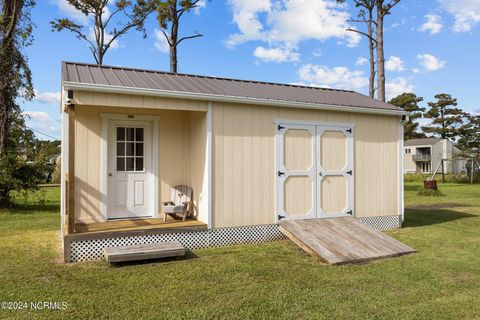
[163, 185, 193, 222]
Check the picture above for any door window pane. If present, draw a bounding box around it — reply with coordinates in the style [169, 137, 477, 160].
[117, 127, 125, 141]
[116, 142, 125, 156]
[126, 143, 135, 156]
[135, 128, 144, 142]
[126, 128, 135, 141]
[135, 157, 144, 171]
[126, 157, 135, 171]
[135, 143, 143, 156]
[116, 157, 125, 171]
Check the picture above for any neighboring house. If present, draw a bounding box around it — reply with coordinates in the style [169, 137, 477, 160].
[60, 62, 408, 262]
[404, 138, 467, 174]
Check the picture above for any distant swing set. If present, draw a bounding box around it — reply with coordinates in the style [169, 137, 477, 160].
[429, 154, 480, 184]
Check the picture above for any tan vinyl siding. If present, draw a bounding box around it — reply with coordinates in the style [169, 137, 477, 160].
[212, 102, 400, 228]
[73, 104, 206, 223]
[73, 91, 208, 111]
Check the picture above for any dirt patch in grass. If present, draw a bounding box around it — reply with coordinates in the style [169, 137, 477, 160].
[406, 203, 470, 210]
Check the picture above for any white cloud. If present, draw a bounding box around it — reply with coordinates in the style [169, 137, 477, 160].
[194, 0, 206, 15]
[412, 68, 420, 74]
[226, 0, 360, 50]
[385, 56, 406, 72]
[392, 17, 407, 28]
[154, 29, 170, 53]
[253, 46, 300, 62]
[33, 90, 61, 105]
[439, 0, 480, 32]
[23, 111, 60, 139]
[297, 64, 368, 90]
[355, 57, 368, 66]
[312, 49, 322, 57]
[385, 77, 414, 100]
[417, 53, 445, 71]
[418, 14, 443, 34]
[53, 0, 89, 24]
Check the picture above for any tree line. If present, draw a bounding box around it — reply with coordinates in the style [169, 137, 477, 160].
[390, 92, 480, 151]
[1, 0, 479, 206]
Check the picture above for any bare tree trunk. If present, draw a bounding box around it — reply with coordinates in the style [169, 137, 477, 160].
[367, 11, 375, 98]
[376, 2, 386, 102]
[169, 4, 179, 73]
[170, 45, 178, 73]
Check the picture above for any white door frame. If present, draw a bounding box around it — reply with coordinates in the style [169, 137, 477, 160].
[100, 113, 159, 220]
[274, 119, 355, 222]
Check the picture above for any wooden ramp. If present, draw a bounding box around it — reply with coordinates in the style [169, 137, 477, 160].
[279, 217, 415, 265]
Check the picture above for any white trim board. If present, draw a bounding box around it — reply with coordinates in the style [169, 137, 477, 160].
[274, 119, 355, 128]
[206, 102, 213, 229]
[100, 113, 160, 221]
[398, 121, 405, 225]
[64, 81, 409, 117]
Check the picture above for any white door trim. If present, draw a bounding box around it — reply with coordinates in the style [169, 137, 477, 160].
[100, 113, 159, 220]
[274, 119, 355, 129]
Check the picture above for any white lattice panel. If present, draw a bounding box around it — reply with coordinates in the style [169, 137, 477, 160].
[68, 217, 401, 262]
[69, 224, 285, 262]
[359, 215, 401, 230]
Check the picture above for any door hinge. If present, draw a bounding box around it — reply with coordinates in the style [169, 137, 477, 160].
[278, 214, 285, 220]
[277, 171, 285, 177]
[346, 128, 352, 134]
[278, 124, 285, 131]
[346, 210, 353, 216]
[346, 170, 353, 175]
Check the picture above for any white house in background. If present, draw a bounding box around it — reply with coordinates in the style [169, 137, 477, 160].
[404, 138, 467, 174]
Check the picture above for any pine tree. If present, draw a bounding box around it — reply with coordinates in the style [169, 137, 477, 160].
[155, 0, 203, 73]
[51, 0, 154, 65]
[389, 93, 425, 140]
[458, 113, 480, 151]
[422, 94, 465, 141]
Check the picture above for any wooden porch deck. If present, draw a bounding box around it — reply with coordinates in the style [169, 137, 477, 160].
[279, 217, 415, 265]
[69, 217, 207, 235]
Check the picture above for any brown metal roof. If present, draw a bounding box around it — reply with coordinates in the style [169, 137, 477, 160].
[62, 62, 404, 113]
[404, 138, 441, 146]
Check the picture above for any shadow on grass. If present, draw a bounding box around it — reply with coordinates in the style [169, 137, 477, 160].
[7, 203, 60, 214]
[108, 250, 199, 268]
[404, 209, 476, 228]
[404, 184, 422, 192]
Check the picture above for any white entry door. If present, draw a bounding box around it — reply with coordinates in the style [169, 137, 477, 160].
[107, 120, 152, 219]
[276, 122, 354, 221]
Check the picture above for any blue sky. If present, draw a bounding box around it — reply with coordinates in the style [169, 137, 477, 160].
[23, 0, 480, 140]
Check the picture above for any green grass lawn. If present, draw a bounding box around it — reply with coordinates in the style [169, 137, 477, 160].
[0, 183, 479, 319]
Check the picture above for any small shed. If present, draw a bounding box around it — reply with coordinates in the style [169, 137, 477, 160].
[60, 62, 407, 262]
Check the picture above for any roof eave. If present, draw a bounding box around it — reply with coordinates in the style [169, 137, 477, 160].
[63, 81, 409, 117]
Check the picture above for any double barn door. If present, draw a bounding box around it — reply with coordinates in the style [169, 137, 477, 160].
[276, 122, 354, 221]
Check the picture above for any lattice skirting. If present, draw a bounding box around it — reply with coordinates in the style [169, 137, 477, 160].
[359, 215, 401, 230]
[66, 216, 401, 262]
[67, 224, 286, 262]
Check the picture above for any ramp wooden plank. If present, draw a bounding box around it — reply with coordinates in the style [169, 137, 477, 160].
[279, 218, 415, 265]
[104, 241, 186, 263]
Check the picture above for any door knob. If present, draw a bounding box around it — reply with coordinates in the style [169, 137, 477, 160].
[108, 172, 113, 176]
